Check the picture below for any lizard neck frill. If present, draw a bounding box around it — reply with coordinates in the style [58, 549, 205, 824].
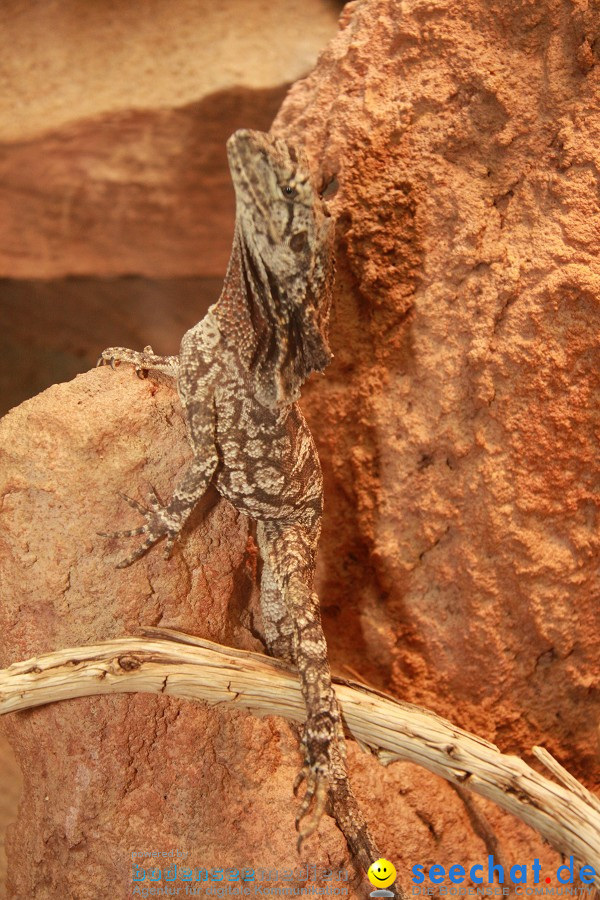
[214, 226, 332, 409]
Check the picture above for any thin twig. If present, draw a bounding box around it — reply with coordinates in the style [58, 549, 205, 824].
[533, 747, 600, 815]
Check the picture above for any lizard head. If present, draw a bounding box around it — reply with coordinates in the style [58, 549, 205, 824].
[225, 129, 335, 407]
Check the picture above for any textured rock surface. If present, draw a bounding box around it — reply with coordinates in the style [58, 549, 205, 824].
[272, 0, 600, 781]
[0, 733, 22, 900]
[2, 0, 600, 895]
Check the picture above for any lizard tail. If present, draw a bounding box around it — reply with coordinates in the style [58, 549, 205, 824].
[329, 746, 405, 900]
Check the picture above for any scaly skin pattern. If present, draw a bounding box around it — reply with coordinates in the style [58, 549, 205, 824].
[98, 130, 389, 886]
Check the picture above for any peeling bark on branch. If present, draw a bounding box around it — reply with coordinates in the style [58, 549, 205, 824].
[1, 626, 599, 882]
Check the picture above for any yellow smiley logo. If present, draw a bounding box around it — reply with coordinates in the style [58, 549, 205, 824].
[368, 858, 397, 889]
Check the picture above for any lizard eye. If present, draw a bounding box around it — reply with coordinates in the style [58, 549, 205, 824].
[282, 185, 297, 199]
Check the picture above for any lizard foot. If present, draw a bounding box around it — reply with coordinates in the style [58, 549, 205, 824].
[96, 345, 155, 379]
[98, 488, 181, 568]
[291, 705, 343, 850]
[293, 764, 329, 851]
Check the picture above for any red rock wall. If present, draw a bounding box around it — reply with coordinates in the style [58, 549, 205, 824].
[274, 0, 600, 778]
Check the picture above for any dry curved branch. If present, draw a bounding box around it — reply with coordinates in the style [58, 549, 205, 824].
[1, 626, 599, 883]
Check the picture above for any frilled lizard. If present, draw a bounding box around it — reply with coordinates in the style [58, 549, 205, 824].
[98, 129, 391, 888]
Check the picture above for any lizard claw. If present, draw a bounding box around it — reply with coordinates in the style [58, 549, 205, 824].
[118, 491, 148, 515]
[293, 767, 306, 797]
[96, 353, 117, 369]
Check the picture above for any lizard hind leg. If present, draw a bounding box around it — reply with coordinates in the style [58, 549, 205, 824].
[256, 522, 296, 663]
[257, 524, 334, 844]
[256, 521, 392, 888]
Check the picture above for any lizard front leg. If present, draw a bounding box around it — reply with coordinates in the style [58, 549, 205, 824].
[99, 351, 218, 568]
[99, 453, 218, 567]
